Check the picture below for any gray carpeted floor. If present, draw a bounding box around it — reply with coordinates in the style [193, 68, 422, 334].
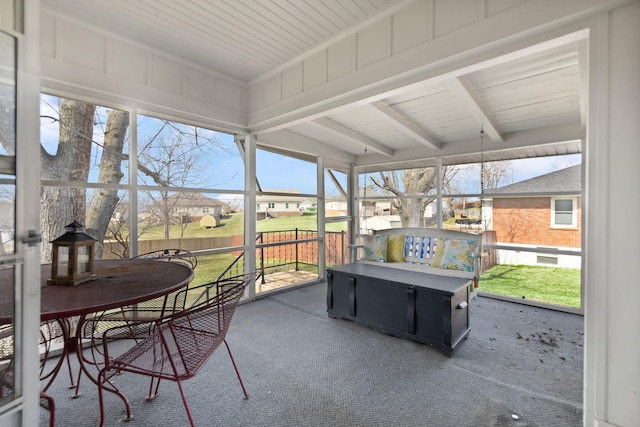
[41, 282, 584, 426]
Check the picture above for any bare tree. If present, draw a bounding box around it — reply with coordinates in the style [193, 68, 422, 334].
[0, 95, 129, 261]
[1, 92, 228, 261]
[39, 99, 98, 261]
[104, 194, 153, 259]
[370, 167, 459, 227]
[481, 160, 512, 191]
[137, 127, 207, 240]
[85, 109, 129, 258]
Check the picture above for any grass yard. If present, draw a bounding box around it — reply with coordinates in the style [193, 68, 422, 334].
[134, 216, 583, 309]
[137, 212, 346, 241]
[255, 212, 347, 232]
[479, 264, 581, 308]
[138, 213, 245, 239]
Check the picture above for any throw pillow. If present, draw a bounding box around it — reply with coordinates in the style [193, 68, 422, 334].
[387, 234, 405, 262]
[404, 235, 429, 260]
[439, 239, 477, 272]
[362, 235, 388, 262]
[431, 238, 446, 267]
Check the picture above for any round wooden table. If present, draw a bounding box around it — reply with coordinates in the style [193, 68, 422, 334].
[0, 259, 194, 322]
[41, 259, 194, 320]
[0, 258, 194, 395]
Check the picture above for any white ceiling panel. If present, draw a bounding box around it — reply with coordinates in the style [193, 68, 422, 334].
[44, 0, 405, 82]
[42, 0, 585, 169]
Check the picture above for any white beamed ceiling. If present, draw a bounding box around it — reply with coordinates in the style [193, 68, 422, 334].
[41, 0, 586, 170]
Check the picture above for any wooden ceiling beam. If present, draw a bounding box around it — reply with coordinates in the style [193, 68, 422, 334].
[445, 76, 504, 143]
[311, 118, 394, 156]
[369, 101, 442, 150]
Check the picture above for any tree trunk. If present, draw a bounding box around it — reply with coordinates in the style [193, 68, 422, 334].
[85, 109, 129, 258]
[40, 100, 95, 262]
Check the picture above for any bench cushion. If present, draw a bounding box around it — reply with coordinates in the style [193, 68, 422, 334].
[387, 234, 405, 262]
[353, 227, 481, 281]
[439, 238, 478, 272]
[404, 236, 433, 263]
[362, 235, 388, 262]
[431, 240, 446, 267]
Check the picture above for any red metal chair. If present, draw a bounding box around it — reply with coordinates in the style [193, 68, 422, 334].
[72, 250, 197, 396]
[0, 323, 57, 427]
[131, 249, 198, 314]
[132, 248, 197, 269]
[91, 273, 254, 427]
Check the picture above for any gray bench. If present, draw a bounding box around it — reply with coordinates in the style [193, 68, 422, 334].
[328, 227, 484, 355]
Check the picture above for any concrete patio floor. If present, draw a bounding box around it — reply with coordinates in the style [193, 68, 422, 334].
[41, 280, 584, 426]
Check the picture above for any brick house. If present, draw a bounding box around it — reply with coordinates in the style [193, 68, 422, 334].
[486, 165, 581, 267]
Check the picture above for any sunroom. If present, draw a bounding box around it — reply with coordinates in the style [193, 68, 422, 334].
[0, 1, 639, 426]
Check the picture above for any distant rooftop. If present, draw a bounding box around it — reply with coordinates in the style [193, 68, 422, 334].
[487, 165, 581, 195]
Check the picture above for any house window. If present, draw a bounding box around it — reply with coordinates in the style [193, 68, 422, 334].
[257, 203, 260, 208]
[551, 197, 577, 228]
[203, 207, 209, 213]
[296, 203, 300, 208]
[537, 251, 559, 265]
[285, 203, 289, 209]
[268, 202, 275, 209]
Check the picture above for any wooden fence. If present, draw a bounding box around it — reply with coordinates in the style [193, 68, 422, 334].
[102, 230, 349, 266]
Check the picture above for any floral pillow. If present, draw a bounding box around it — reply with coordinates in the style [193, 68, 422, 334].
[387, 234, 405, 263]
[439, 239, 477, 272]
[362, 235, 388, 262]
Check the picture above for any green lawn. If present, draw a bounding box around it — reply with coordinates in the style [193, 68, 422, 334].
[135, 216, 581, 309]
[479, 264, 581, 308]
[138, 213, 244, 239]
[137, 212, 346, 240]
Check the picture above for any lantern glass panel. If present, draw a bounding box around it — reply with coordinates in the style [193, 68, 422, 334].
[55, 246, 69, 277]
[78, 245, 90, 274]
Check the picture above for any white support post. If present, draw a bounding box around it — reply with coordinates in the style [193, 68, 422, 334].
[317, 156, 326, 280]
[242, 135, 257, 300]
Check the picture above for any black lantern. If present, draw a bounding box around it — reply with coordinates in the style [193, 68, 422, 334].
[48, 221, 96, 286]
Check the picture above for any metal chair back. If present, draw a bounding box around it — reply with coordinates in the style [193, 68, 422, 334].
[132, 249, 198, 270]
[95, 273, 255, 427]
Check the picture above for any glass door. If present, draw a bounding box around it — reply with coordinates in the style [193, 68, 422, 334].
[0, 19, 40, 424]
[0, 28, 18, 410]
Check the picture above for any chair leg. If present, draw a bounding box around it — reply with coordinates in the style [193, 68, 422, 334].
[223, 340, 248, 399]
[175, 378, 196, 427]
[97, 370, 132, 427]
[146, 375, 161, 400]
[40, 392, 55, 427]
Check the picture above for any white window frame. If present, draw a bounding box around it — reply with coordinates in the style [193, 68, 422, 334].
[550, 197, 577, 228]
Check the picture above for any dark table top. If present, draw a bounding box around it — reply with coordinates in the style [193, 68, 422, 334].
[327, 263, 470, 295]
[0, 259, 194, 322]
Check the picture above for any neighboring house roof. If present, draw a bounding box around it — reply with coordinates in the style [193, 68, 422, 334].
[257, 195, 309, 202]
[257, 190, 309, 203]
[487, 165, 581, 195]
[326, 187, 387, 202]
[359, 187, 389, 198]
[164, 192, 228, 209]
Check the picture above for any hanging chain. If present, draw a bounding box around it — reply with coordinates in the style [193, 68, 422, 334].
[480, 126, 485, 230]
[363, 146, 368, 233]
[363, 146, 368, 200]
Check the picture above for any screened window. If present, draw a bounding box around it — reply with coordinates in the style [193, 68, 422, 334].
[552, 198, 576, 228]
[359, 166, 440, 231]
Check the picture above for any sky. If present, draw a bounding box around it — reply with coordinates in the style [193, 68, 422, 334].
[39, 94, 581, 200]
